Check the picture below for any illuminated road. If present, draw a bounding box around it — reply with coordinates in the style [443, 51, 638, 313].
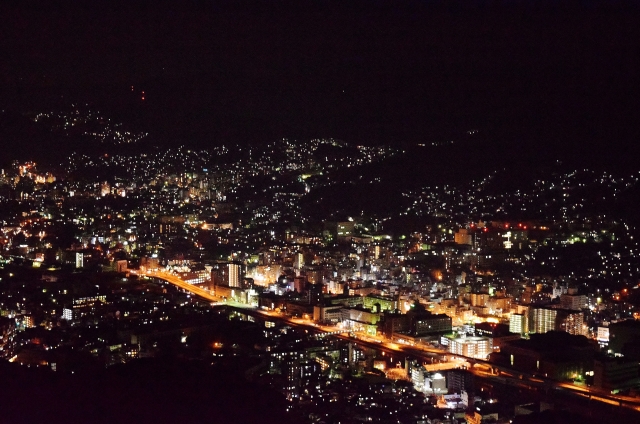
[131, 269, 220, 303]
[252, 310, 640, 413]
[132, 268, 640, 413]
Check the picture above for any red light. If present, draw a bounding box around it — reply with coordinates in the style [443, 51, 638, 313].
[483, 228, 488, 233]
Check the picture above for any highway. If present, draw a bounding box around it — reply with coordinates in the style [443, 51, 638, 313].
[135, 268, 640, 414]
[131, 269, 220, 303]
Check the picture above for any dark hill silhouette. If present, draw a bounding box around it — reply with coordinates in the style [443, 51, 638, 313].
[0, 110, 63, 165]
[0, 358, 292, 424]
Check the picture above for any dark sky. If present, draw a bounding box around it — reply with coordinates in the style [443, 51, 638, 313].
[1, 1, 639, 147]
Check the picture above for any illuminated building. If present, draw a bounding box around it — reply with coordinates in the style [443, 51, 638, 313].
[447, 336, 492, 359]
[530, 307, 557, 334]
[454, 228, 472, 245]
[410, 363, 427, 391]
[475, 322, 520, 352]
[283, 358, 302, 400]
[408, 359, 447, 394]
[596, 326, 609, 346]
[225, 263, 242, 288]
[509, 313, 528, 335]
[62, 307, 74, 321]
[470, 293, 489, 307]
[346, 306, 380, 324]
[0, 317, 16, 358]
[250, 265, 282, 287]
[140, 256, 160, 270]
[313, 304, 345, 323]
[487, 296, 511, 312]
[560, 311, 585, 336]
[426, 372, 447, 394]
[22, 315, 35, 328]
[530, 306, 585, 335]
[62, 296, 107, 321]
[176, 271, 207, 285]
[100, 181, 110, 196]
[362, 294, 397, 312]
[75, 252, 84, 269]
[403, 300, 452, 336]
[325, 279, 342, 294]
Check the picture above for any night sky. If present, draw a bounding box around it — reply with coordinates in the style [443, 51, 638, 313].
[1, 1, 639, 149]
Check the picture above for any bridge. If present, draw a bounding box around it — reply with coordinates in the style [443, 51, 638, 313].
[131, 269, 220, 303]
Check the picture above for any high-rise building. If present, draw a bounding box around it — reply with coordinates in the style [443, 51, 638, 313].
[509, 313, 528, 335]
[211, 262, 243, 288]
[531, 307, 557, 334]
[308, 283, 324, 306]
[227, 263, 242, 288]
[75, 252, 84, 269]
[560, 292, 586, 311]
[530, 306, 585, 335]
[561, 311, 585, 336]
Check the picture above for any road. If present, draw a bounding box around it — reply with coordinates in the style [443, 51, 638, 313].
[131, 269, 220, 303]
[135, 268, 640, 414]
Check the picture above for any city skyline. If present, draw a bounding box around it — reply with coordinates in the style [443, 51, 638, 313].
[2, 2, 640, 423]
